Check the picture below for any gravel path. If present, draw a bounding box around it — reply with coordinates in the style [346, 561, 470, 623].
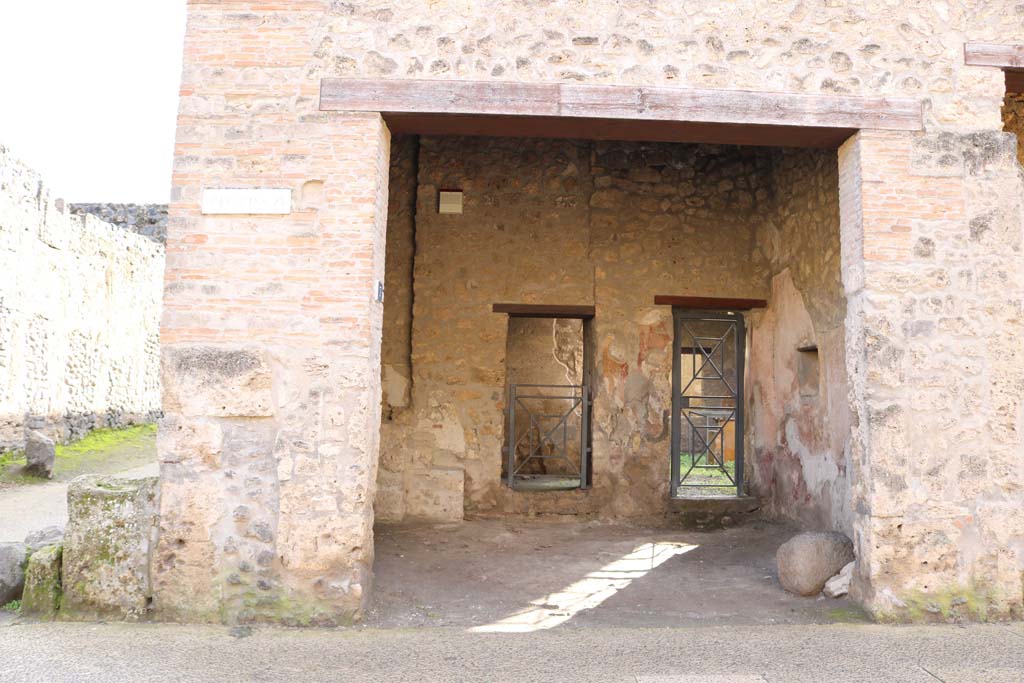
[1, 621, 1022, 682]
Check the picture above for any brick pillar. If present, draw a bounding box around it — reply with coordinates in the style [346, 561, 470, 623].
[839, 129, 1024, 620]
[153, 113, 391, 625]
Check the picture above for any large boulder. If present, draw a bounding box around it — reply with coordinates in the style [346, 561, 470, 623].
[24, 430, 55, 479]
[777, 531, 855, 596]
[0, 542, 27, 604]
[21, 545, 62, 618]
[61, 475, 158, 620]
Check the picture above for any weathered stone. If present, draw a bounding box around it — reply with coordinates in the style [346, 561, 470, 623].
[0, 542, 27, 604]
[24, 431, 55, 478]
[161, 346, 274, 418]
[62, 476, 158, 620]
[21, 545, 62, 618]
[24, 526, 64, 554]
[403, 468, 464, 521]
[823, 560, 854, 598]
[0, 145, 164, 455]
[777, 532, 855, 596]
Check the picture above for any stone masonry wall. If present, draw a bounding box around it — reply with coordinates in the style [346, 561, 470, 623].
[69, 204, 168, 244]
[376, 136, 774, 521]
[748, 149, 853, 535]
[0, 145, 164, 453]
[171, 0, 1024, 623]
[842, 129, 1024, 620]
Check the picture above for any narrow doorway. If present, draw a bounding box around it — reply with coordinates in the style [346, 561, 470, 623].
[502, 314, 592, 492]
[671, 309, 746, 498]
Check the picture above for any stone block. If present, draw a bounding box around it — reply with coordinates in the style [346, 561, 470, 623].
[162, 346, 274, 417]
[777, 531, 855, 596]
[403, 468, 464, 522]
[0, 542, 27, 604]
[21, 545, 62, 618]
[62, 475, 158, 620]
[24, 430, 55, 479]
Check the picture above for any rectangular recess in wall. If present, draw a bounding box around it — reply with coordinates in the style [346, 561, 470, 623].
[438, 190, 463, 214]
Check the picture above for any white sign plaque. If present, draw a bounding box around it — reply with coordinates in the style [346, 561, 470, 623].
[201, 188, 292, 215]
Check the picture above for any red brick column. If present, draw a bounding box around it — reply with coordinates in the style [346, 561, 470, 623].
[839, 129, 1024, 620]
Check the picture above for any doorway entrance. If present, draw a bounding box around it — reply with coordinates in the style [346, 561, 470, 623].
[671, 309, 745, 498]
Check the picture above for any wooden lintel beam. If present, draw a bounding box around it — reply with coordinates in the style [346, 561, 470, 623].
[654, 296, 768, 311]
[492, 303, 595, 319]
[964, 43, 1024, 69]
[320, 79, 923, 132]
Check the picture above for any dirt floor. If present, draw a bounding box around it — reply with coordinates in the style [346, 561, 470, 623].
[366, 518, 864, 629]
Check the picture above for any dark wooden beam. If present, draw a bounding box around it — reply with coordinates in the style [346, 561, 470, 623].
[654, 296, 768, 311]
[492, 303, 595, 319]
[320, 79, 923, 145]
[965, 43, 1024, 69]
[384, 113, 854, 149]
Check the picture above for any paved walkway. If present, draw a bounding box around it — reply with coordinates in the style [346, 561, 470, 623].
[1, 621, 1022, 682]
[0, 462, 158, 542]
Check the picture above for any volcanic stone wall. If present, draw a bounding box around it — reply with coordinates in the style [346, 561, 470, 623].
[0, 145, 164, 453]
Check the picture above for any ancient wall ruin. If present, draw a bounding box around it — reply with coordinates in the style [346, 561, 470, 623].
[748, 149, 853, 535]
[168, 0, 1024, 623]
[0, 145, 164, 453]
[69, 204, 168, 244]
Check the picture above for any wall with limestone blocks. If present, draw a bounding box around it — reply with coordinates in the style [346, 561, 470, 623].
[0, 145, 164, 453]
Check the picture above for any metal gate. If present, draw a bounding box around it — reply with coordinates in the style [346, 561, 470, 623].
[671, 310, 745, 498]
[506, 384, 589, 491]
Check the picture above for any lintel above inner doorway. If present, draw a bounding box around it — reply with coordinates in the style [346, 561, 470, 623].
[492, 303, 595, 319]
[320, 78, 923, 149]
[654, 296, 768, 311]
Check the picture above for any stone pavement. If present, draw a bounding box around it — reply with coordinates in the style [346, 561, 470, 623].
[1, 621, 1022, 682]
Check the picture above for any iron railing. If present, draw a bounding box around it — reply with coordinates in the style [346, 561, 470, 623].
[506, 383, 589, 490]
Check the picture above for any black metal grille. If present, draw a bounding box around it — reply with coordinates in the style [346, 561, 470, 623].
[671, 311, 745, 498]
[506, 384, 589, 491]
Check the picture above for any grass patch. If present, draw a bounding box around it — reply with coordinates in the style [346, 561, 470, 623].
[2, 600, 20, 612]
[0, 423, 157, 485]
[827, 605, 871, 623]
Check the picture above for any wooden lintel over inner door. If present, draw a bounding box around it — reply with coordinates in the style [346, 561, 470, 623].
[320, 79, 924, 149]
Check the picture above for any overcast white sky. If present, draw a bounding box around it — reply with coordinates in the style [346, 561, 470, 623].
[0, 2, 187, 202]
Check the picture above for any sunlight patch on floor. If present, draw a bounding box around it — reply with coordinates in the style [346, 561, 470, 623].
[469, 541, 697, 633]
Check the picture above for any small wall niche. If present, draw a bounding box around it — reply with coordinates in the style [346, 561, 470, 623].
[796, 343, 820, 398]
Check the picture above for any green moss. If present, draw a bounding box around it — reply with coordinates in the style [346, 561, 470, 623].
[21, 545, 62, 619]
[826, 605, 871, 623]
[2, 600, 20, 612]
[875, 582, 996, 623]
[1, 424, 156, 485]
